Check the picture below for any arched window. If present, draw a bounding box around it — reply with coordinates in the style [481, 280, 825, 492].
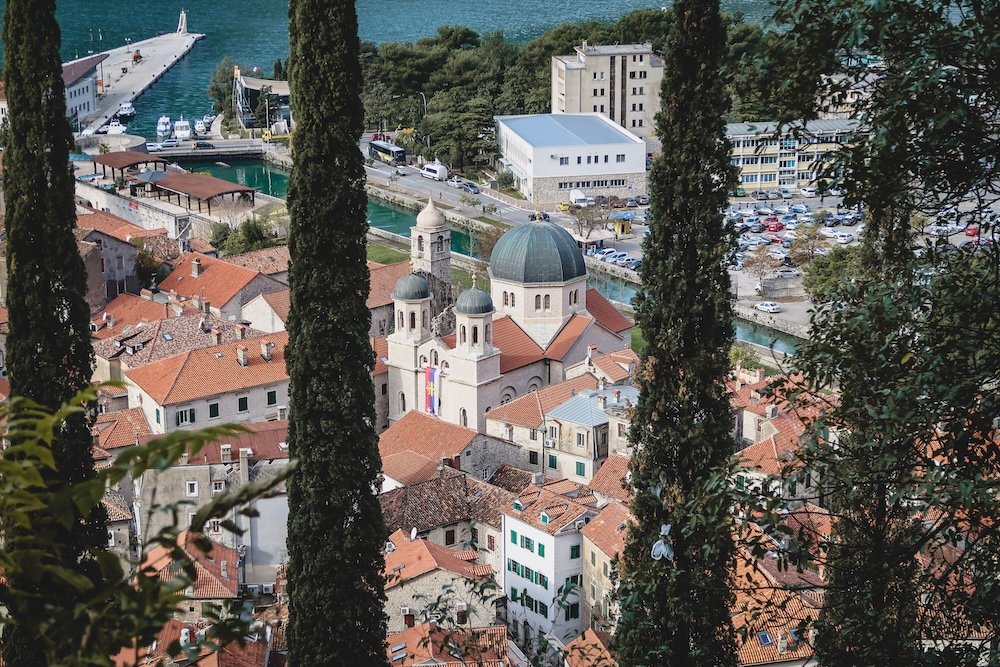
[422, 311, 428, 329]
[409, 312, 416, 330]
[575, 289, 580, 304]
[485, 324, 491, 344]
[510, 293, 515, 307]
[535, 295, 541, 310]
[436, 235, 444, 252]
[503, 292, 509, 307]
[544, 294, 550, 310]
[460, 408, 468, 427]
[472, 326, 479, 345]
[431, 350, 439, 365]
[419, 355, 428, 366]
[399, 393, 406, 413]
[417, 235, 424, 251]
[398, 310, 404, 329]
[460, 325, 467, 344]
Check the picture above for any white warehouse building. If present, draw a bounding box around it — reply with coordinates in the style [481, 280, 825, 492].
[495, 114, 647, 205]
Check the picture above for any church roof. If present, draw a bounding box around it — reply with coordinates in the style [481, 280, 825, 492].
[489, 221, 587, 284]
[392, 272, 430, 301]
[455, 286, 494, 315]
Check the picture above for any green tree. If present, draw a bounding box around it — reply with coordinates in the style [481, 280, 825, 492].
[728, 344, 761, 371]
[222, 216, 278, 255]
[614, 0, 739, 664]
[207, 55, 238, 117]
[273, 57, 284, 80]
[1, 0, 106, 661]
[800, 244, 860, 302]
[253, 85, 278, 128]
[284, 0, 388, 664]
[786, 222, 830, 267]
[133, 239, 163, 288]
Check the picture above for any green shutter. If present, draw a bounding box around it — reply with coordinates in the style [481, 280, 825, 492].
[548, 454, 557, 469]
[576, 461, 586, 476]
[267, 390, 277, 405]
[175, 411, 181, 427]
[238, 396, 248, 412]
[511, 530, 517, 544]
[570, 545, 580, 559]
[209, 403, 220, 418]
[189, 408, 195, 423]
[155, 408, 160, 424]
[511, 587, 518, 602]
[538, 543, 545, 557]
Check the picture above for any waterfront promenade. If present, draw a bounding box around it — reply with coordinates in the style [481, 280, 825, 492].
[80, 30, 204, 135]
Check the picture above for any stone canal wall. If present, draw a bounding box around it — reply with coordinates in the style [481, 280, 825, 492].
[733, 302, 809, 340]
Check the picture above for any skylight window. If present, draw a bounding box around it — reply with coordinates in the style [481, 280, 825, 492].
[163, 333, 174, 341]
[758, 631, 773, 647]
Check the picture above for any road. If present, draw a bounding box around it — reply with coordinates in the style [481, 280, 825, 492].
[150, 137, 265, 159]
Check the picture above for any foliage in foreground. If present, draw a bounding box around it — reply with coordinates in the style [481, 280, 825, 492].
[0, 388, 292, 666]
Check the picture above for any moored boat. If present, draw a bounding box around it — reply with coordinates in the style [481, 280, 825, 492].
[156, 115, 172, 138]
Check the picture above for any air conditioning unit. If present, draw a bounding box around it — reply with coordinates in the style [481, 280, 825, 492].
[544, 439, 556, 448]
[455, 602, 468, 612]
[245, 584, 261, 595]
[400, 606, 412, 615]
[261, 584, 274, 595]
[278, 407, 288, 420]
[265, 411, 279, 421]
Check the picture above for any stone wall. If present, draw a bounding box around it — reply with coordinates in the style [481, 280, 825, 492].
[733, 303, 809, 339]
[530, 172, 648, 207]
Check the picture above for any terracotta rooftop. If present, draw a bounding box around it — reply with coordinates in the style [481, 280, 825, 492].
[369, 260, 411, 309]
[102, 488, 133, 523]
[487, 465, 536, 494]
[93, 314, 263, 369]
[587, 454, 632, 503]
[262, 288, 291, 323]
[91, 293, 189, 339]
[222, 245, 290, 276]
[563, 628, 615, 667]
[379, 411, 479, 474]
[590, 348, 639, 383]
[544, 314, 594, 360]
[585, 288, 632, 334]
[159, 252, 280, 309]
[381, 450, 443, 487]
[581, 500, 630, 559]
[485, 374, 599, 429]
[91, 151, 168, 171]
[380, 469, 473, 534]
[385, 622, 510, 667]
[781, 502, 834, 543]
[0, 306, 8, 335]
[124, 331, 288, 405]
[156, 172, 256, 201]
[165, 420, 290, 465]
[372, 335, 389, 376]
[76, 208, 146, 243]
[737, 436, 798, 477]
[384, 530, 492, 589]
[465, 476, 518, 530]
[93, 407, 152, 451]
[492, 316, 545, 373]
[140, 530, 239, 600]
[112, 618, 270, 667]
[505, 480, 599, 535]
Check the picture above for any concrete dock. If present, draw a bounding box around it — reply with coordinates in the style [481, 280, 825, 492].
[79, 29, 204, 135]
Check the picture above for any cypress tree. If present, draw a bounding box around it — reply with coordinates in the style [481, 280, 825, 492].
[2, 0, 105, 662]
[614, 0, 738, 664]
[284, 0, 388, 664]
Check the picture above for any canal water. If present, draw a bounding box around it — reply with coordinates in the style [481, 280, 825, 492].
[181, 159, 799, 354]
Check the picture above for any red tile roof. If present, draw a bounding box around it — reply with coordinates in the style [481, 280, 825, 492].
[140, 530, 239, 600]
[124, 332, 288, 405]
[380, 411, 478, 466]
[590, 348, 639, 383]
[587, 454, 631, 503]
[487, 465, 536, 494]
[221, 245, 290, 276]
[91, 293, 188, 339]
[262, 289, 291, 322]
[384, 530, 492, 589]
[492, 316, 545, 373]
[369, 261, 411, 309]
[385, 623, 510, 667]
[564, 628, 615, 667]
[545, 314, 593, 360]
[169, 420, 289, 464]
[585, 288, 632, 334]
[76, 208, 146, 242]
[159, 253, 277, 309]
[381, 451, 443, 486]
[581, 500, 630, 559]
[112, 618, 270, 667]
[505, 480, 599, 535]
[102, 488, 133, 522]
[93, 407, 152, 450]
[372, 335, 389, 376]
[485, 374, 599, 429]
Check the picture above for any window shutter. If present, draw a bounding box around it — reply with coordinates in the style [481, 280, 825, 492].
[175, 411, 181, 427]
[189, 408, 196, 423]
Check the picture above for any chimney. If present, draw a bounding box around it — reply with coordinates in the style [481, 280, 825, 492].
[221, 444, 232, 463]
[587, 344, 597, 363]
[140, 288, 153, 300]
[236, 346, 249, 367]
[211, 327, 221, 345]
[180, 450, 189, 465]
[613, 389, 621, 403]
[597, 394, 607, 409]
[239, 448, 250, 486]
[171, 304, 184, 317]
[203, 300, 211, 314]
[238, 324, 248, 340]
[261, 341, 274, 362]
[531, 472, 544, 485]
[220, 560, 228, 579]
[191, 257, 203, 277]
[107, 315, 116, 328]
[766, 404, 779, 419]
[598, 377, 607, 391]
[777, 634, 787, 654]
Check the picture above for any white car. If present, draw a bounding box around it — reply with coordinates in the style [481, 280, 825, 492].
[813, 247, 831, 256]
[446, 176, 464, 188]
[774, 205, 791, 215]
[783, 230, 798, 240]
[827, 187, 844, 197]
[145, 142, 163, 153]
[594, 248, 618, 261]
[757, 207, 775, 215]
[745, 237, 768, 249]
[613, 254, 634, 266]
[605, 251, 629, 264]
[755, 301, 783, 313]
[800, 187, 817, 197]
[784, 222, 799, 231]
[738, 208, 757, 218]
[820, 227, 840, 239]
[770, 267, 802, 278]
[766, 247, 789, 260]
[836, 232, 855, 244]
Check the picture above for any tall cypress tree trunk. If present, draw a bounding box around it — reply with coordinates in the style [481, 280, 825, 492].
[2, 0, 105, 663]
[614, 0, 738, 665]
[284, 0, 388, 664]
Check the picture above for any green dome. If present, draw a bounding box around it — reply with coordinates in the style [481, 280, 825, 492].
[392, 273, 430, 301]
[455, 287, 494, 315]
[489, 221, 587, 284]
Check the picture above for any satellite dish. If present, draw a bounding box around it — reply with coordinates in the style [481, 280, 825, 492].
[410, 527, 418, 541]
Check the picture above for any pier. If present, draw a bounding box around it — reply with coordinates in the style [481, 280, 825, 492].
[80, 13, 204, 134]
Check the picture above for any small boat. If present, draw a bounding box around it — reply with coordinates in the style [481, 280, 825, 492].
[105, 119, 127, 135]
[215, 161, 230, 168]
[156, 115, 172, 138]
[203, 113, 217, 124]
[117, 101, 135, 118]
[173, 116, 192, 141]
[194, 119, 207, 134]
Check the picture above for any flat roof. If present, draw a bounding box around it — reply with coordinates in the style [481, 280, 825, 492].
[92, 151, 169, 170]
[726, 119, 860, 137]
[240, 76, 290, 98]
[496, 114, 643, 147]
[156, 173, 256, 201]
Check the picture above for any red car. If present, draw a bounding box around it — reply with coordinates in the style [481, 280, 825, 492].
[764, 232, 784, 244]
[965, 224, 979, 236]
[766, 220, 785, 232]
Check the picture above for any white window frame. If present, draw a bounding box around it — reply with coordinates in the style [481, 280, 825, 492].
[186, 480, 198, 497]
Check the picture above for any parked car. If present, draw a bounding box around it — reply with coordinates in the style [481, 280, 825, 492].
[594, 195, 610, 208]
[778, 188, 795, 199]
[965, 224, 980, 236]
[637, 194, 650, 205]
[728, 187, 747, 197]
[800, 187, 817, 197]
[774, 205, 791, 215]
[790, 203, 810, 214]
[757, 207, 775, 216]
[784, 221, 798, 231]
[192, 141, 215, 149]
[625, 198, 638, 207]
[767, 191, 783, 200]
[827, 187, 844, 197]
[559, 202, 572, 212]
[745, 237, 768, 249]
[766, 221, 785, 232]
[836, 232, 855, 244]
[770, 267, 802, 278]
[755, 301, 783, 313]
[749, 221, 765, 233]
[528, 211, 550, 221]
[446, 176, 464, 188]
[462, 182, 481, 194]
[605, 251, 629, 264]
[161, 138, 180, 149]
[766, 247, 789, 260]
[764, 232, 784, 244]
[595, 248, 618, 261]
[624, 258, 642, 271]
[820, 227, 840, 239]
[613, 253, 634, 266]
[609, 196, 626, 208]
[145, 142, 163, 152]
[751, 190, 769, 201]
[927, 225, 951, 237]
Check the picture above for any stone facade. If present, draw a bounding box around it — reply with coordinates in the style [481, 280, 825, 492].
[385, 569, 498, 633]
[529, 172, 647, 207]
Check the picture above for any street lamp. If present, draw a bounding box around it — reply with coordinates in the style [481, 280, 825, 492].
[418, 91, 430, 147]
[125, 37, 132, 53]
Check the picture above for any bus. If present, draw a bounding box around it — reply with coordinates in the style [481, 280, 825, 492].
[369, 140, 406, 165]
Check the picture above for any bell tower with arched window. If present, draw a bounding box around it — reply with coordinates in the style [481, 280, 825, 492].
[411, 198, 451, 286]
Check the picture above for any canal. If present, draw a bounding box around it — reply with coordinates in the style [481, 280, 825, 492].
[180, 159, 800, 354]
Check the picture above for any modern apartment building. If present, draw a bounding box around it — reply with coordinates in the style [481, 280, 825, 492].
[552, 42, 663, 154]
[726, 119, 860, 192]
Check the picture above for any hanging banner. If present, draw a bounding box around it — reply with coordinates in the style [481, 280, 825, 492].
[424, 366, 437, 414]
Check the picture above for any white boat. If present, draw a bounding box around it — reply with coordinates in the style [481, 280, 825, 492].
[173, 116, 192, 141]
[105, 119, 127, 135]
[156, 115, 172, 138]
[117, 101, 135, 118]
[194, 119, 207, 134]
[203, 113, 217, 124]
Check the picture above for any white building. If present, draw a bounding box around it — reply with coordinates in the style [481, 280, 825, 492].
[551, 42, 664, 153]
[1, 53, 107, 127]
[495, 114, 647, 204]
[502, 479, 601, 653]
[384, 200, 633, 433]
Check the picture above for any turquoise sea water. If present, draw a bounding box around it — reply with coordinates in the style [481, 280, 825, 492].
[0, 0, 772, 138]
[184, 158, 798, 353]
